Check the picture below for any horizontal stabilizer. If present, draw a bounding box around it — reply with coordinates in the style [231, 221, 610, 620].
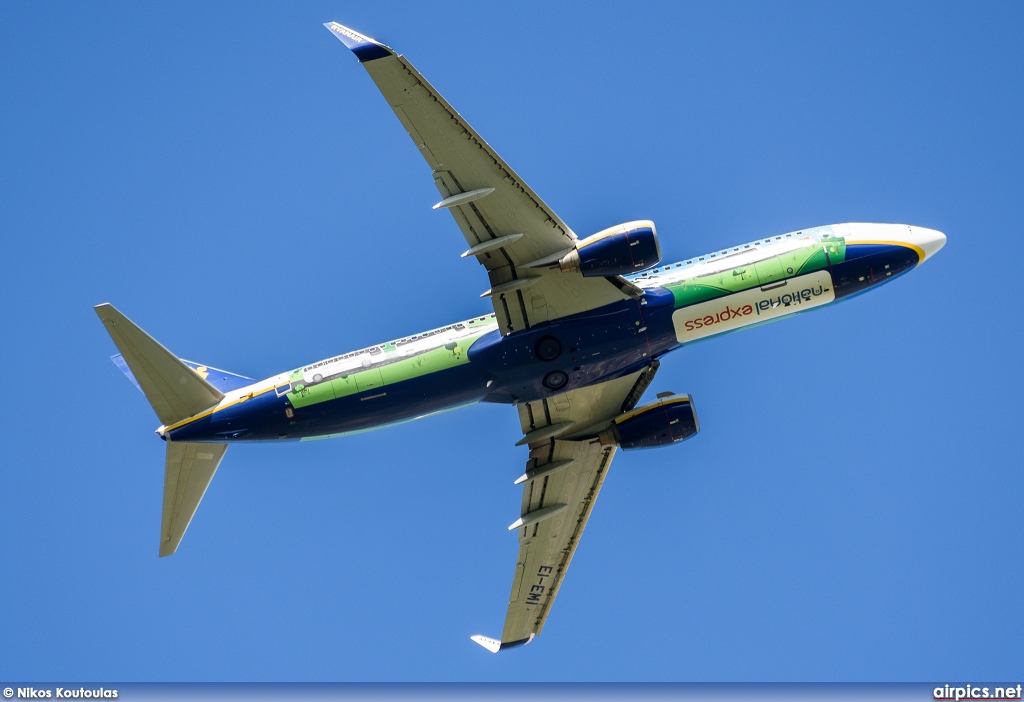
[95, 304, 224, 426]
[161, 442, 228, 557]
[112, 355, 255, 395]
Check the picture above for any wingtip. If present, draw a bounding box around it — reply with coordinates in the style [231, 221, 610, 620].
[323, 21, 394, 62]
[471, 634, 535, 653]
[470, 635, 501, 653]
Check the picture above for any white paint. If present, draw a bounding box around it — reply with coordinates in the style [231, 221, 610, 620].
[672, 270, 835, 343]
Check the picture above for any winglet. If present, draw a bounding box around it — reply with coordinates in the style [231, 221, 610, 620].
[323, 22, 394, 62]
[470, 635, 501, 653]
[471, 634, 535, 653]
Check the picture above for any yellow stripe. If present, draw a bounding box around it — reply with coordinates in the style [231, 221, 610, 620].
[578, 221, 651, 249]
[847, 239, 926, 262]
[615, 395, 691, 424]
[578, 228, 625, 249]
[164, 384, 283, 432]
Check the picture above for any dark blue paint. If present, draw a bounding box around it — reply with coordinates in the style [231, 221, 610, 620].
[616, 399, 699, 450]
[578, 224, 661, 277]
[166, 249, 919, 445]
[352, 43, 392, 62]
[832, 244, 919, 299]
[498, 637, 534, 650]
[168, 362, 491, 443]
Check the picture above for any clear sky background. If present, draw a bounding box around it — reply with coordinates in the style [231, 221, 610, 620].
[2, 1, 1022, 683]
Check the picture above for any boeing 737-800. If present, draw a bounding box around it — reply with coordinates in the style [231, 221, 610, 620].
[96, 22, 946, 652]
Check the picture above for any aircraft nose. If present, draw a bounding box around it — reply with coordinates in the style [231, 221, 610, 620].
[906, 225, 947, 263]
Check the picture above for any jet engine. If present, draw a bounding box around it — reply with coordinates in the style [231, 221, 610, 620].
[599, 393, 699, 450]
[558, 220, 661, 277]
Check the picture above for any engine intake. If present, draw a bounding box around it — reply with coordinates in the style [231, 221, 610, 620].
[559, 220, 661, 277]
[600, 394, 699, 450]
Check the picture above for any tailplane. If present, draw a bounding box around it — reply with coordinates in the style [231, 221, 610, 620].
[161, 442, 228, 556]
[111, 353, 255, 395]
[95, 303, 224, 426]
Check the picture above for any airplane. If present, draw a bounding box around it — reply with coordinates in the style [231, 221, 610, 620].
[95, 21, 946, 653]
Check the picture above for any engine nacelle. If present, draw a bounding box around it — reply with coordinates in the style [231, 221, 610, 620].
[600, 394, 699, 450]
[560, 220, 661, 277]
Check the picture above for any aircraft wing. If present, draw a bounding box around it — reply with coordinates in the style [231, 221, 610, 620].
[472, 363, 659, 651]
[324, 23, 632, 335]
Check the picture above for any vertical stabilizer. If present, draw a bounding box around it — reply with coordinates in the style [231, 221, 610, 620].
[161, 442, 228, 556]
[94, 303, 224, 426]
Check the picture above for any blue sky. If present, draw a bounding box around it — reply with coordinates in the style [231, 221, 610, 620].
[1, 1, 1022, 682]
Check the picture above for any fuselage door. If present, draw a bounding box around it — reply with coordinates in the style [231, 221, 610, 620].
[355, 351, 386, 394]
[754, 257, 785, 287]
[356, 367, 385, 394]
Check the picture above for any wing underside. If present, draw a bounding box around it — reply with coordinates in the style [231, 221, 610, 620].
[324, 22, 631, 334]
[477, 365, 658, 650]
[324, 21, 662, 651]
[500, 438, 616, 645]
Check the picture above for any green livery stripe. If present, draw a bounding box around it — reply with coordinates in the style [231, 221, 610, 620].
[665, 239, 845, 309]
[288, 329, 488, 409]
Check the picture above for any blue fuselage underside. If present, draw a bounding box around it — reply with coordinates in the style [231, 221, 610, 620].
[167, 244, 917, 443]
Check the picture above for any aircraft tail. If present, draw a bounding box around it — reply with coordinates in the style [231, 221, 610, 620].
[95, 303, 230, 557]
